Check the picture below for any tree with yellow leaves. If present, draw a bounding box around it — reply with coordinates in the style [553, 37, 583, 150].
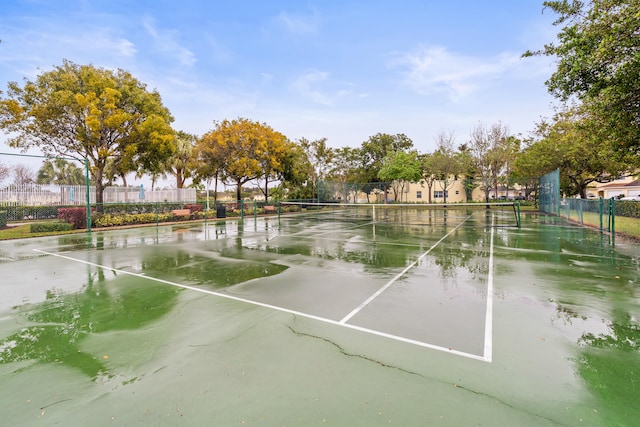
[0, 60, 176, 208]
[197, 118, 288, 201]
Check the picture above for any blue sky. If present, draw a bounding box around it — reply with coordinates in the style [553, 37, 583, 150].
[0, 0, 559, 180]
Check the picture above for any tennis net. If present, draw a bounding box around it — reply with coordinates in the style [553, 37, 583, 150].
[278, 202, 521, 228]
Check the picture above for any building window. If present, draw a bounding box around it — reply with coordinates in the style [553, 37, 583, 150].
[434, 190, 448, 198]
[416, 191, 422, 199]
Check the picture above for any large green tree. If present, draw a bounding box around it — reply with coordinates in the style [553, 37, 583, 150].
[0, 60, 176, 208]
[277, 140, 313, 200]
[378, 150, 422, 202]
[525, 0, 640, 153]
[517, 106, 633, 197]
[360, 133, 414, 182]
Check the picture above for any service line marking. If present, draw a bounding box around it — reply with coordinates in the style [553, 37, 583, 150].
[339, 216, 472, 325]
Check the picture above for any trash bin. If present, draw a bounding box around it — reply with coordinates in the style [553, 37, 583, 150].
[216, 204, 226, 218]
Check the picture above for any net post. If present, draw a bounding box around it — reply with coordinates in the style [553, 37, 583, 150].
[516, 202, 521, 228]
[372, 204, 376, 221]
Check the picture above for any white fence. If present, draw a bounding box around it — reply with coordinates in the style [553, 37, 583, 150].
[0, 184, 196, 206]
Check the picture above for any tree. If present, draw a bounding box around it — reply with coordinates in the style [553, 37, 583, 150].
[328, 146, 361, 202]
[299, 137, 334, 201]
[197, 118, 287, 201]
[255, 129, 288, 202]
[468, 122, 511, 202]
[524, 0, 640, 153]
[360, 133, 414, 181]
[277, 140, 313, 200]
[0, 161, 9, 184]
[429, 131, 465, 203]
[165, 131, 196, 189]
[419, 153, 437, 203]
[0, 60, 176, 209]
[36, 159, 85, 185]
[519, 106, 633, 197]
[377, 150, 422, 202]
[360, 133, 415, 201]
[11, 164, 34, 186]
[500, 135, 521, 199]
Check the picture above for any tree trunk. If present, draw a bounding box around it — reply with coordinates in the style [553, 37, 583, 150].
[176, 168, 184, 189]
[264, 177, 269, 202]
[236, 180, 242, 202]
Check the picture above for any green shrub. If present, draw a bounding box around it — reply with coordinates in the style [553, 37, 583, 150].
[615, 201, 640, 219]
[92, 212, 173, 227]
[0, 211, 6, 227]
[30, 222, 73, 233]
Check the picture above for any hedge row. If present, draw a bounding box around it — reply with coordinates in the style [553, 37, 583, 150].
[0, 211, 6, 228]
[0, 205, 60, 221]
[614, 201, 640, 219]
[30, 222, 73, 233]
[93, 212, 172, 227]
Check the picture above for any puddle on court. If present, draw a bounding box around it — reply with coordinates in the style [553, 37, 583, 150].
[0, 274, 180, 379]
[492, 220, 640, 423]
[0, 215, 639, 426]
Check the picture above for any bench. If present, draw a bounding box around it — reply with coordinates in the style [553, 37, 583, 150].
[263, 205, 276, 214]
[171, 209, 191, 218]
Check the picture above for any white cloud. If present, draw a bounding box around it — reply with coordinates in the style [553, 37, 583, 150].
[290, 70, 366, 106]
[291, 71, 334, 105]
[273, 10, 320, 34]
[142, 18, 196, 66]
[391, 45, 524, 101]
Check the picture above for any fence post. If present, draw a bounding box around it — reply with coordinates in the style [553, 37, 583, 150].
[609, 197, 615, 234]
[599, 197, 603, 231]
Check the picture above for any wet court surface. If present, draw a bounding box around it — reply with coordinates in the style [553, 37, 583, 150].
[0, 210, 639, 426]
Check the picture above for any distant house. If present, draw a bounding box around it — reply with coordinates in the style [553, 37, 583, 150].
[586, 176, 640, 199]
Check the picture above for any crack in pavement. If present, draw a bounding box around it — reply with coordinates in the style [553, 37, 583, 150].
[287, 324, 570, 426]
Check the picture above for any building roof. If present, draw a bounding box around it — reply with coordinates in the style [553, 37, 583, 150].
[598, 179, 640, 189]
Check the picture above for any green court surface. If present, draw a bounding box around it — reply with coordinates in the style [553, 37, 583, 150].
[0, 207, 639, 426]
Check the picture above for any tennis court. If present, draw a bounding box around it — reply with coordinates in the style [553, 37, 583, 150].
[1, 204, 639, 426]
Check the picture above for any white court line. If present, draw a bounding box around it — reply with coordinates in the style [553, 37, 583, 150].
[32, 247, 490, 362]
[484, 216, 495, 362]
[339, 216, 472, 324]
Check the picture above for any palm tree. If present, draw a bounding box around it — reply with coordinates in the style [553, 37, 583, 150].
[36, 159, 84, 185]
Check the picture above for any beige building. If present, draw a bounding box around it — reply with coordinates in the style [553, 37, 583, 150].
[336, 177, 527, 204]
[586, 176, 640, 199]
